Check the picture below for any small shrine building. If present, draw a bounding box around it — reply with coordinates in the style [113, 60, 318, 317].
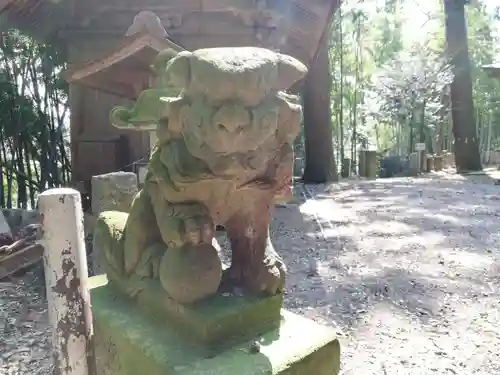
[0, 0, 340, 191]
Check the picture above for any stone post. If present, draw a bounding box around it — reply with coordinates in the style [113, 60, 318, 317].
[421, 153, 427, 172]
[365, 151, 378, 179]
[425, 154, 435, 172]
[0, 209, 12, 246]
[341, 158, 351, 178]
[38, 188, 94, 375]
[442, 152, 454, 169]
[434, 155, 444, 171]
[492, 150, 500, 165]
[91, 172, 138, 274]
[408, 152, 420, 176]
[358, 149, 366, 177]
[91, 172, 139, 214]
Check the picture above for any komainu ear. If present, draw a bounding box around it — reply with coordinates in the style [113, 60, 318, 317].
[152, 48, 179, 75]
[275, 53, 308, 91]
[165, 51, 193, 90]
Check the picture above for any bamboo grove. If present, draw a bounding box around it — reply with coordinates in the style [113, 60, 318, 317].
[329, 0, 500, 175]
[0, 30, 70, 209]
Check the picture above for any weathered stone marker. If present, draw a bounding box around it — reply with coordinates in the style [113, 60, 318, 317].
[434, 155, 444, 171]
[364, 150, 378, 179]
[91, 172, 138, 274]
[91, 47, 340, 375]
[358, 149, 377, 178]
[38, 188, 94, 375]
[0, 209, 12, 246]
[408, 152, 420, 176]
[341, 158, 351, 178]
[358, 149, 366, 177]
[91, 172, 139, 215]
[425, 154, 435, 172]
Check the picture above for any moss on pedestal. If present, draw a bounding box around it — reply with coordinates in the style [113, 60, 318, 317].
[92, 275, 283, 350]
[90, 276, 340, 375]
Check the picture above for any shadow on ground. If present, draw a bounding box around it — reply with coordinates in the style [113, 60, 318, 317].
[269, 176, 500, 332]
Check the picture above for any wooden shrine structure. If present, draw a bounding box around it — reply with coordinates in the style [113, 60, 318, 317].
[0, 0, 341, 190]
[61, 13, 186, 189]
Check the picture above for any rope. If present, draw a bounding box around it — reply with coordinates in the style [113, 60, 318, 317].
[115, 157, 147, 172]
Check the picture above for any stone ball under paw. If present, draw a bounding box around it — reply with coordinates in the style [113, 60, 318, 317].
[159, 243, 222, 304]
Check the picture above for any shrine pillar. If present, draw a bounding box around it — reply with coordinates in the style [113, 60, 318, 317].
[302, 36, 338, 183]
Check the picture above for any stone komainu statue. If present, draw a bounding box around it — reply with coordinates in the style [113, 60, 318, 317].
[94, 47, 307, 304]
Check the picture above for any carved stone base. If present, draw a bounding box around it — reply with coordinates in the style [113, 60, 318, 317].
[90, 276, 340, 375]
[92, 275, 283, 350]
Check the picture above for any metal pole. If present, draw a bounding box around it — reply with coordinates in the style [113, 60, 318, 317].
[39, 188, 94, 375]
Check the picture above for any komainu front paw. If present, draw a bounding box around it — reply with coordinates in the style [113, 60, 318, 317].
[183, 214, 215, 245]
[169, 202, 215, 246]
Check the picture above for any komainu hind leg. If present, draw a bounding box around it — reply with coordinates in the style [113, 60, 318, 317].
[223, 201, 286, 295]
[93, 188, 166, 298]
[122, 189, 163, 275]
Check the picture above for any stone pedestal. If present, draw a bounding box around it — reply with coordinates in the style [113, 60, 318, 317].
[90, 276, 340, 375]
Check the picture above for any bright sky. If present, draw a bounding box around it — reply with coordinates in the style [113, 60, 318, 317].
[403, 0, 499, 35]
[349, 0, 499, 37]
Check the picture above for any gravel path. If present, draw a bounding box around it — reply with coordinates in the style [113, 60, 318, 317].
[0, 275, 51, 375]
[2, 175, 499, 375]
[279, 175, 500, 375]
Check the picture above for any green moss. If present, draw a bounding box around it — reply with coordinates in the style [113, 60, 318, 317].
[93, 211, 128, 279]
[90, 276, 341, 375]
[97, 278, 282, 351]
[110, 88, 180, 130]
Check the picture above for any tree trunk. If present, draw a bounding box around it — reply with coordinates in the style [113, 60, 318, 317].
[443, 0, 482, 172]
[302, 36, 338, 183]
[339, 5, 345, 172]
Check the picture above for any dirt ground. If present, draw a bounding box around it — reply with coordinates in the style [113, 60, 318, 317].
[0, 275, 51, 375]
[2, 172, 500, 375]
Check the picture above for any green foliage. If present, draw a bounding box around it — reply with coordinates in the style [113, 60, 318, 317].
[329, 0, 500, 162]
[366, 47, 454, 152]
[0, 29, 70, 209]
